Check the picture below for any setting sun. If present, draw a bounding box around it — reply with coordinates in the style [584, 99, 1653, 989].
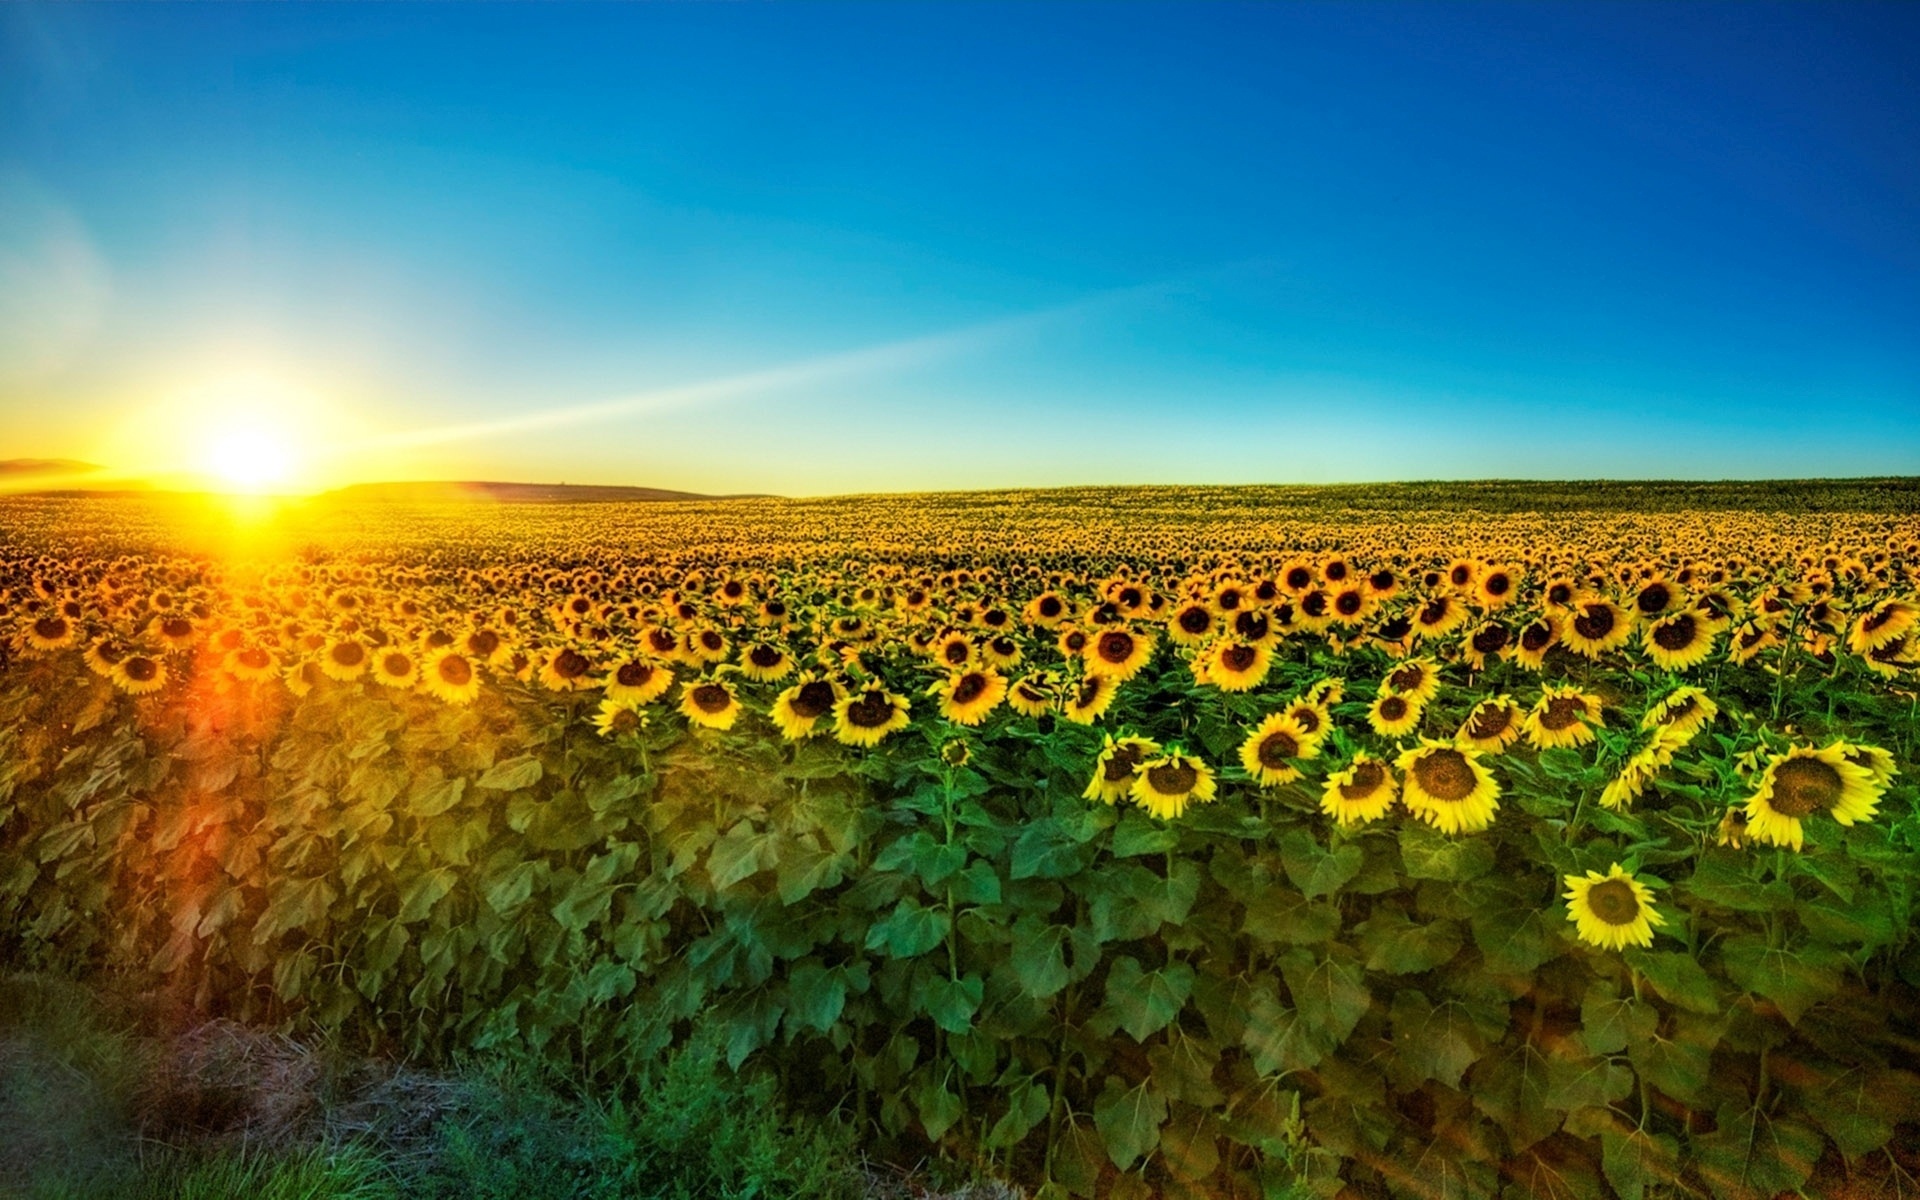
[201, 422, 296, 492]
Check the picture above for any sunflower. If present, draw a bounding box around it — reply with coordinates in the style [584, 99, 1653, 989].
[1130, 751, 1217, 820]
[22, 614, 76, 652]
[422, 649, 483, 704]
[463, 626, 512, 666]
[1381, 657, 1441, 705]
[83, 637, 129, 677]
[1523, 686, 1604, 749]
[319, 637, 370, 682]
[284, 658, 324, 698]
[153, 613, 200, 651]
[604, 657, 674, 704]
[1475, 566, 1518, 610]
[981, 635, 1023, 671]
[682, 626, 731, 665]
[1083, 733, 1163, 803]
[1643, 611, 1716, 672]
[1168, 601, 1218, 646]
[538, 646, 597, 692]
[1056, 627, 1091, 660]
[1598, 724, 1691, 810]
[1007, 672, 1058, 717]
[223, 644, 281, 683]
[593, 697, 650, 738]
[1838, 741, 1898, 789]
[1321, 755, 1398, 826]
[770, 673, 844, 740]
[111, 653, 167, 695]
[1023, 591, 1072, 628]
[739, 642, 795, 682]
[1563, 863, 1666, 950]
[1728, 621, 1781, 666]
[680, 677, 743, 731]
[931, 630, 977, 670]
[1281, 696, 1333, 751]
[1742, 743, 1886, 851]
[1239, 712, 1313, 787]
[1640, 686, 1717, 740]
[1367, 692, 1423, 738]
[932, 666, 1008, 726]
[1456, 695, 1522, 753]
[1201, 638, 1272, 692]
[1563, 598, 1632, 659]
[1631, 579, 1681, 622]
[1061, 672, 1118, 725]
[1847, 598, 1918, 656]
[373, 647, 420, 689]
[1396, 740, 1500, 834]
[1459, 621, 1512, 671]
[1329, 585, 1372, 625]
[1511, 615, 1560, 671]
[1084, 626, 1155, 681]
[833, 683, 912, 746]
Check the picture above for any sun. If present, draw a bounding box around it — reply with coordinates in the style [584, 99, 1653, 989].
[201, 422, 297, 492]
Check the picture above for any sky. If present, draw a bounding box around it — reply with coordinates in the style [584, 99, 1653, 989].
[2, 2, 1918, 495]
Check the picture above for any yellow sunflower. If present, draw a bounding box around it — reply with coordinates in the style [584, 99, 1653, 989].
[832, 683, 912, 746]
[1396, 740, 1500, 834]
[1083, 733, 1163, 804]
[1511, 616, 1560, 671]
[1380, 657, 1441, 705]
[1562, 598, 1632, 659]
[1523, 686, 1603, 750]
[931, 666, 1008, 726]
[22, 614, 77, 652]
[372, 647, 420, 689]
[422, 649, 483, 705]
[1061, 672, 1118, 725]
[770, 673, 845, 740]
[1563, 863, 1665, 950]
[1640, 686, 1718, 740]
[1321, 755, 1397, 826]
[1239, 712, 1313, 787]
[1201, 638, 1272, 692]
[1742, 743, 1886, 851]
[604, 657, 674, 705]
[1084, 626, 1156, 681]
[1643, 611, 1716, 672]
[1847, 598, 1918, 656]
[680, 677, 743, 731]
[223, 644, 281, 683]
[1130, 751, 1218, 820]
[1367, 692, 1424, 738]
[739, 642, 795, 682]
[1007, 672, 1058, 717]
[931, 630, 977, 670]
[110, 652, 167, 695]
[593, 697, 649, 738]
[1456, 695, 1522, 753]
[319, 637, 370, 682]
[1167, 601, 1218, 646]
[538, 646, 597, 692]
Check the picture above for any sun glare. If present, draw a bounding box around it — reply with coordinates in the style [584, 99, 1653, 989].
[202, 423, 296, 492]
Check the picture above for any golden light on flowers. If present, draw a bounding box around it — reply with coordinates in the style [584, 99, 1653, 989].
[1523, 686, 1603, 750]
[1321, 755, 1397, 826]
[833, 683, 911, 746]
[1201, 638, 1271, 692]
[423, 650, 482, 704]
[593, 697, 649, 738]
[1741, 743, 1887, 851]
[770, 674, 843, 740]
[932, 666, 1008, 726]
[680, 677, 743, 731]
[604, 658, 674, 705]
[1643, 611, 1716, 671]
[1130, 751, 1217, 820]
[1084, 733, 1161, 804]
[1083, 626, 1154, 680]
[1563, 863, 1666, 950]
[1367, 691, 1423, 738]
[110, 652, 167, 695]
[1396, 740, 1500, 834]
[1456, 694, 1522, 753]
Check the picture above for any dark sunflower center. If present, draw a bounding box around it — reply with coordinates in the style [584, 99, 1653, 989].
[1340, 760, 1386, 799]
[691, 684, 732, 713]
[1379, 696, 1409, 721]
[1587, 879, 1640, 925]
[382, 652, 413, 676]
[790, 681, 835, 718]
[1419, 599, 1450, 625]
[1235, 611, 1269, 639]
[123, 656, 158, 682]
[1540, 697, 1584, 731]
[846, 692, 894, 727]
[617, 662, 655, 688]
[1096, 631, 1136, 664]
[33, 616, 67, 639]
[1451, 566, 1472, 587]
[1221, 644, 1258, 672]
[1769, 758, 1842, 817]
[1146, 761, 1198, 795]
[1286, 568, 1313, 590]
[1258, 732, 1298, 768]
[438, 656, 473, 685]
[1039, 597, 1063, 618]
[468, 630, 501, 656]
[161, 617, 193, 638]
[1414, 749, 1475, 802]
[749, 645, 781, 668]
[1179, 607, 1212, 634]
[952, 673, 988, 704]
[1370, 571, 1395, 591]
[238, 648, 271, 670]
[1652, 615, 1697, 651]
[1636, 584, 1672, 615]
[1300, 592, 1328, 617]
[1485, 574, 1511, 596]
[1472, 625, 1509, 654]
[1074, 677, 1104, 707]
[944, 641, 971, 665]
[1547, 583, 1573, 606]
[648, 630, 678, 654]
[1335, 591, 1363, 616]
[1574, 606, 1616, 639]
[1657, 696, 1697, 724]
[1103, 745, 1144, 782]
[1520, 622, 1553, 651]
[700, 632, 725, 652]
[1292, 707, 1321, 734]
[551, 650, 588, 678]
[331, 642, 366, 666]
[1378, 615, 1413, 640]
[1467, 705, 1513, 739]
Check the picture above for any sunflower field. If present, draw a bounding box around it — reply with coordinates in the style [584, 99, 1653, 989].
[2, 484, 1918, 1200]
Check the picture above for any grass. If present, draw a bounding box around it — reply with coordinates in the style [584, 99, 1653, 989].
[0, 972, 887, 1200]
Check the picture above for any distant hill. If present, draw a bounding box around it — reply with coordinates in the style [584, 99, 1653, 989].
[323, 480, 773, 504]
[0, 458, 102, 477]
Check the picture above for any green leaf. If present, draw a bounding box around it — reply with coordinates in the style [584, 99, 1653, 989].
[1104, 955, 1194, 1042]
[1241, 983, 1332, 1076]
[1798, 1065, 1903, 1158]
[1390, 989, 1503, 1089]
[866, 899, 951, 959]
[1111, 814, 1179, 858]
[409, 774, 466, 817]
[253, 876, 337, 944]
[476, 754, 543, 790]
[1718, 934, 1843, 1024]
[912, 1072, 963, 1142]
[1009, 916, 1071, 999]
[921, 972, 983, 1034]
[1280, 948, 1370, 1045]
[1684, 850, 1791, 913]
[707, 821, 773, 890]
[1600, 1127, 1681, 1200]
[1093, 1076, 1167, 1171]
[483, 860, 543, 916]
[1622, 948, 1719, 1014]
[1010, 819, 1086, 879]
[1279, 830, 1364, 899]
[1357, 909, 1462, 974]
[1578, 983, 1656, 1056]
[1472, 1041, 1560, 1151]
[1398, 823, 1495, 881]
[785, 959, 847, 1032]
[1243, 887, 1341, 946]
[1690, 1103, 1823, 1200]
[1470, 896, 1560, 977]
[1545, 1052, 1634, 1111]
[550, 876, 614, 932]
[1627, 1012, 1719, 1104]
[984, 1078, 1050, 1150]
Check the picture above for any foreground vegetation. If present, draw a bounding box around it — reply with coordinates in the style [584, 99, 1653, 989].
[2, 482, 1917, 1199]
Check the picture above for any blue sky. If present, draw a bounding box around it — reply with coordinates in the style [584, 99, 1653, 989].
[2, 2, 1917, 493]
